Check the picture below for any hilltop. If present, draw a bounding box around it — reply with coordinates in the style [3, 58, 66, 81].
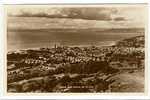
[115, 35, 144, 48]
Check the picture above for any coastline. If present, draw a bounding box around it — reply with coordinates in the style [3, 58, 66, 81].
[7, 40, 117, 53]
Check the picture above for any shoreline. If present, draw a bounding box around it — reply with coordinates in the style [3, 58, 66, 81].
[7, 41, 117, 53]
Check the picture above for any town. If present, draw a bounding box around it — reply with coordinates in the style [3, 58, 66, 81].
[7, 35, 145, 92]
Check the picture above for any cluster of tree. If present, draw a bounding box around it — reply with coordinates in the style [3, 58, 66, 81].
[7, 53, 27, 61]
[8, 76, 58, 92]
[62, 61, 118, 74]
[7, 67, 55, 83]
[8, 60, 118, 83]
[8, 73, 115, 93]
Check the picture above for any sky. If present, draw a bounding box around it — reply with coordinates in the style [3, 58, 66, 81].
[6, 5, 147, 29]
[7, 5, 147, 51]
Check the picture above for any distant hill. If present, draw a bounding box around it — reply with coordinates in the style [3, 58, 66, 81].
[102, 28, 144, 33]
[8, 27, 144, 33]
[115, 35, 144, 48]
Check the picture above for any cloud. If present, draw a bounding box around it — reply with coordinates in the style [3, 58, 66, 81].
[8, 7, 115, 21]
[113, 17, 126, 21]
[7, 5, 146, 28]
[60, 8, 114, 20]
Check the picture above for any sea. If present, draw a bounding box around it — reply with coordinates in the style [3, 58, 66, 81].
[7, 17, 144, 52]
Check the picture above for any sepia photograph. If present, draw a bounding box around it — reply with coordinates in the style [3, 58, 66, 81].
[6, 4, 147, 93]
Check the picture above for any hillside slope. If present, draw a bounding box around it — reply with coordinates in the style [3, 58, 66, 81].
[115, 35, 144, 48]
